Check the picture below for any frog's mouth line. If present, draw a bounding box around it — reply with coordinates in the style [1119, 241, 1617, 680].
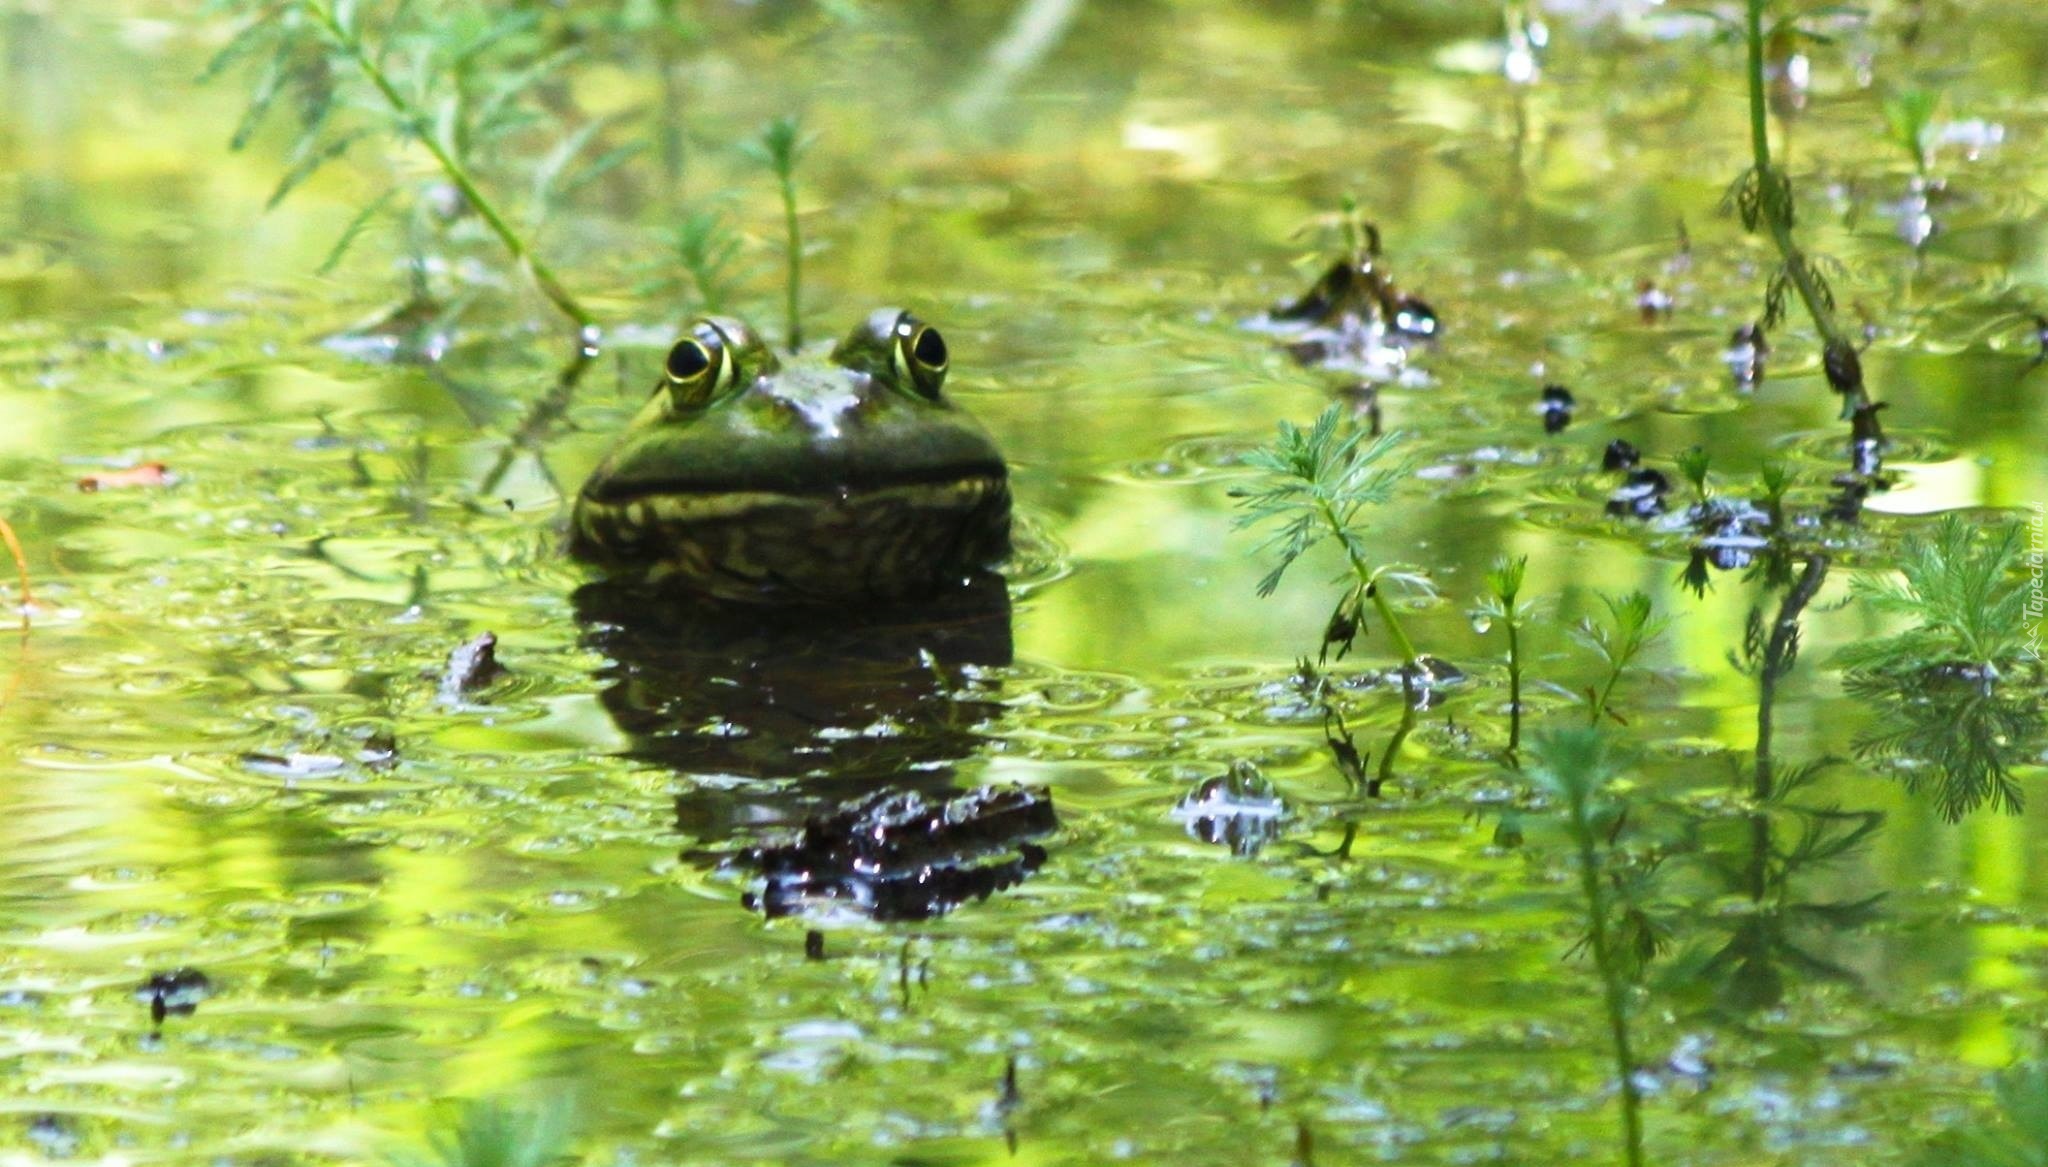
[574, 473, 1008, 532]
[580, 461, 1008, 505]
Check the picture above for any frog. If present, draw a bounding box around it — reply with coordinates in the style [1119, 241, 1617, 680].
[1252, 224, 1440, 375]
[1272, 249, 1439, 341]
[569, 308, 1011, 603]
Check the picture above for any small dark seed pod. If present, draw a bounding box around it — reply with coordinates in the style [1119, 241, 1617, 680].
[1823, 340, 1863, 395]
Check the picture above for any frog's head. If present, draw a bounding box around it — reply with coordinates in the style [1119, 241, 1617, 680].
[1273, 249, 1438, 341]
[569, 309, 1011, 603]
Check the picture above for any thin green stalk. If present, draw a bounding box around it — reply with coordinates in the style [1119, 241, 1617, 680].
[1742, 0, 1867, 416]
[1315, 498, 1420, 668]
[303, 0, 593, 333]
[1374, 693, 1418, 796]
[1367, 582, 1420, 668]
[778, 168, 802, 349]
[1483, 556, 1529, 766]
[1506, 617, 1523, 757]
[750, 116, 811, 350]
[1588, 670, 1624, 729]
[1745, 0, 1772, 199]
[1753, 554, 1830, 804]
[1562, 774, 1647, 1167]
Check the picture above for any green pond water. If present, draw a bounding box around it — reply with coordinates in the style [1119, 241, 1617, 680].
[3, 2, 2048, 1163]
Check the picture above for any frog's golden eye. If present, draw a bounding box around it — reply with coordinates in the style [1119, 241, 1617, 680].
[893, 318, 948, 399]
[662, 325, 735, 408]
[666, 338, 712, 382]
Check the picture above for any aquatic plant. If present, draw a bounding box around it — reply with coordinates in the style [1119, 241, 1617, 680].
[744, 115, 814, 350]
[1737, 551, 1828, 799]
[389, 1096, 576, 1167]
[1726, 0, 1876, 420]
[1475, 555, 1532, 760]
[1524, 729, 1648, 1167]
[1916, 1061, 2048, 1167]
[1835, 515, 2032, 682]
[1232, 404, 1427, 669]
[1685, 746, 1887, 1011]
[208, 0, 605, 332]
[1850, 671, 2042, 820]
[1882, 87, 1941, 178]
[1756, 461, 1791, 531]
[669, 210, 747, 315]
[1675, 447, 1712, 504]
[1576, 591, 1668, 728]
[1670, 550, 1884, 1010]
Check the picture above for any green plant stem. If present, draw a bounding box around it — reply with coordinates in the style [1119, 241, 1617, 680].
[1374, 695, 1417, 797]
[304, 0, 594, 334]
[1314, 498, 1420, 668]
[1588, 668, 1623, 728]
[1753, 554, 1830, 803]
[1744, 1, 1771, 205]
[1743, 0, 1866, 418]
[778, 172, 802, 349]
[1506, 617, 1524, 759]
[1563, 783, 1648, 1167]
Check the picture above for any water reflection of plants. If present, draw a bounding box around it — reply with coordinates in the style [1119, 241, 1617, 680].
[390, 1096, 577, 1167]
[1917, 1060, 2048, 1167]
[1836, 516, 2044, 819]
[1526, 729, 1652, 1167]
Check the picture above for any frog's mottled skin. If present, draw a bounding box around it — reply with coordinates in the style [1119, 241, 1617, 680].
[570, 309, 1010, 603]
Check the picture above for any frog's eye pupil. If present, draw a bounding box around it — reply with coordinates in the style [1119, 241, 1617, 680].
[666, 340, 711, 381]
[912, 326, 948, 369]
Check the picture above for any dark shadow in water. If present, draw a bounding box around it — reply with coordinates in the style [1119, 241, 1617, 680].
[1677, 550, 1885, 1013]
[574, 574, 1055, 922]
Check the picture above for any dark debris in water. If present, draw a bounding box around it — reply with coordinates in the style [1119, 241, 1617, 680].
[1635, 278, 1673, 323]
[1603, 439, 1641, 472]
[1726, 322, 1768, 388]
[1172, 760, 1287, 857]
[732, 785, 1056, 922]
[1539, 384, 1574, 435]
[437, 632, 506, 705]
[1607, 468, 1671, 519]
[26, 1113, 80, 1158]
[1394, 655, 1466, 709]
[136, 968, 212, 1026]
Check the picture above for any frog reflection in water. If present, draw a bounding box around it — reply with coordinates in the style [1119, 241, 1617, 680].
[570, 312, 1050, 923]
[570, 309, 1010, 603]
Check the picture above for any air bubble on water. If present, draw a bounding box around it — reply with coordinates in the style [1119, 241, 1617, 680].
[1469, 612, 1494, 634]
